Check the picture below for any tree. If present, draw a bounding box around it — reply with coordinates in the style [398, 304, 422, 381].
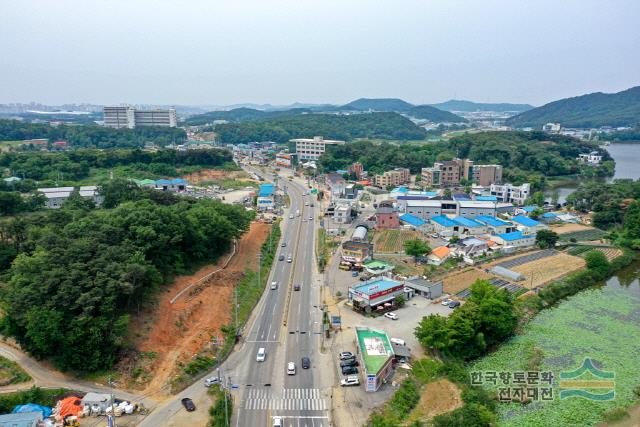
[536, 229, 559, 248]
[404, 239, 431, 261]
[415, 314, 449, 352]
[527, 191, 545, 207]
[529, 207, 544, 219]
[584, 250, 610, 279]
[449, 236, 460, 245]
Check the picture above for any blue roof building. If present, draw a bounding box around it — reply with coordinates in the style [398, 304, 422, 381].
[512, 215, 541, 227]
[258, 183, 275, 197]
[452, 217, 484, 228]
[399, 213, 427, 227]
[475, 215, 511, 227]
[521, 205, 538, 213]
[476, 195, 498, 202]
[490, 231, 537, 248]
[349, 278, 406, 308]
[431, 215, 458, 227]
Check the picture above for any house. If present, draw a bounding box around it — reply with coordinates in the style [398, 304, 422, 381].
[577, 151, 603, 165]
[456, 237, 491, 258]
[427, 246, 451, 265]
[334, 204, 352, 224]
[490, 231, 537, 250]
[37, 186, 103, 209]
[489, 183, 531, 205]
[376, 207, 399, 229]
[511, 215, 546, 233]
[342, 240, 373, 264]
[0, 412, 43, 427]
[474, 215, 516, 234]
[404, 277, 443, 299]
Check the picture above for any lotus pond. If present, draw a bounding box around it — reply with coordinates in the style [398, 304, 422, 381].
[471, 261, 640, 427]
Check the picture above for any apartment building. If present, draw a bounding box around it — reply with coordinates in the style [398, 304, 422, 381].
[489, 183, 531, 205]
[472, 164, 503, 187]
[103, 106, 177, 128]
[291, 136, 345, 161]
[421, 167, 441, 187]
[374, 168, 410, 188]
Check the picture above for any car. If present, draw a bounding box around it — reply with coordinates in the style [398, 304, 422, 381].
[308, 216, 313, 220]
[293, 284, 301, 291]
[310, 203, 314, 207]
[270, 281, 278, 290]
[289, 215, 294, 219]
[390, 338, 406, 346]
[181, 398, 196, 412]
[340, 376, 360, 387]
[384, 312, 398, 320]
[448, 301, 461, 309]
[287, 361, 296, 375]
[431, 233, 439, 238]
[287, 255, 292, 263]
[339, 352, 354, 360]
[301, 356, 310, 369]
[204, 376, 221, 387]
[342, 365, 358, 375]
[351, 271, 359, 277]
[272, 416, 283, 427]
[302, 218, 307, 222]
[281, 242, 286, 247]
[305, 202, 309, 206]
[340, 359, 359, 368]
[256, 347, 266, 362]
[441, 298, 452, 306]
[278, 255, 285, 261]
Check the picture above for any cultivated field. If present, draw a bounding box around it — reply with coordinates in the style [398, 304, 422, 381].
[373, 229, 423, 253]
[441, 267, 495, 295]
[551, 223, 607, 242]
[569, 246, 624, 261]
[511, 252, 586, 288]
[550, 223, 593, 234]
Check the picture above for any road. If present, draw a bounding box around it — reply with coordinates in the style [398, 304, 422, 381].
[140, 167, 331, 427]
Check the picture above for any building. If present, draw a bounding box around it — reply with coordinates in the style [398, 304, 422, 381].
[363, 260, 394, 275]
[577, 151, 603, 165]
[352, 225, 368, 241]
[542, 123, 561, 133]
[490, 231, 536, 249]
[275, 153, 293, 168]
[427, 246, 451, 265]
[0, 412, 42, 427]
[37, 186, 103, 209]
[103, 106, 177, 128]
[152, 178, 187, 192]
[355, 327, 395, 392]
[403, 278, 443, 299]
[350, 162, 364, 179]
[374, 168, 411, 188]
[474, 215, 515, 234]
[420, 166, 441, 188]
[341, 240, 373, 264]
[511, 215, 546, 233]
[81, 392, 114, 413]
[490, 183, 531, 205]
[349, 278, 406, 311]
[456, 200, 500, 218]
[399, 213, 428, 231]
[375, 207, 400, 229]
[325, 173, 347, 199]
[456, 237, 491, 258]
[334, 204, 352, 224]
[472, 164, 503, 187]
[257, 183, 275, 211]
[390, 186, 439, 199]
[291, 136, 345, 161]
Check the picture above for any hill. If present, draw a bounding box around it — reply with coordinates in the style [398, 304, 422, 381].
[215, 112, 426, 144]
[507, 86, 640, 128]
[342, 98, 414, 112]
[183, 107, 312, 125]
[406, 105, 467, 122]
[431, 99, 534, 113]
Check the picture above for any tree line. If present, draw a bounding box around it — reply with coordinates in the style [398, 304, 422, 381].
[0, 184, 254, 372]
[0, 119, 186, 149]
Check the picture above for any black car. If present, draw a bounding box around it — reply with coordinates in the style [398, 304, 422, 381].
[302, 356, 311, 369]
[181, 398, 196, 412]
[294, 284, 301, 291]
[340, 359, 359, 368]
[278, 255, 285, 261]
[342, 366, 358, 375]
[448, 301, 461, 309]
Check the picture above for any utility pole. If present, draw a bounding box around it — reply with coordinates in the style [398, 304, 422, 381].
[108, 377, 117, 427]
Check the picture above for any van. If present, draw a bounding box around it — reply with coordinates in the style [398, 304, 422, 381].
[287, 362, 296, 375]
[390, 338, 406, 346]
[256, 348, 266, 362]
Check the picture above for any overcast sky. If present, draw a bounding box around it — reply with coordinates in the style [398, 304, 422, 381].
[1, 0, 639, 107]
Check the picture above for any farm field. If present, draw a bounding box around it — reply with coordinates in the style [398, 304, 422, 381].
[551, 223, 607, 242]
[511, 253, 586, 288]
[551, 223, 594, 234]
[569, 247, 624, 261]
[441, 267, 495, 295]
[373, 229, 422, 253]
[470, 264, 640, 427]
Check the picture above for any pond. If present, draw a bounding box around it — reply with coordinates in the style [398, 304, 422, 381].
[471, 261, 640, 427]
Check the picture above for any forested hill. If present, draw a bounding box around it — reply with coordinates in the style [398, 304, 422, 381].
[183, 107, 312, 125]
[507, 86, 640, 128]
[430, 99, 534, 113]
[215, 112, 427, 144]
[341, 98, 414, 112]
[0, 119, 186, 148]
[406, 105, 467, 122]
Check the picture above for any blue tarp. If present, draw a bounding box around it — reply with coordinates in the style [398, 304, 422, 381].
[12, 404, 52, 418]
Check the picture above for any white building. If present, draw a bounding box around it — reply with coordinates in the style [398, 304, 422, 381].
[291, 136, 345, 161]
[490, 231, 536, 249]
[397, 199, 514, 220]
[577, 151, 603, 165]
[511, 215, 547, 234]
[489, 183, 531, 205]
[334, 204, 352, 224]
[103, 106, 177, 128]
[38, 186, 103, 209]
[542, 123, 561, 133]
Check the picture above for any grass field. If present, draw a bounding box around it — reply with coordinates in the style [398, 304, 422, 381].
[373, 229, 422, 253]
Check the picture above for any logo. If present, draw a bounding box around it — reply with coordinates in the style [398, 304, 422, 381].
[559, 358, 615, 401]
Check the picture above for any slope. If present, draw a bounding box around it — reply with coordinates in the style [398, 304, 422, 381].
[406, 105, 467, 122]
[342, 97, 414, 112]
[430, 99, 534, 113]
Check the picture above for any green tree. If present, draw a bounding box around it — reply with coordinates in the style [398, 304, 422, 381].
[403, 239, 431, 261]
[584, 250, 610, 279]
[535, 229, 559, 248]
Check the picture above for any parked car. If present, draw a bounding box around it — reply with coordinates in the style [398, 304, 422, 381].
[441, 298, 452, 306]
[340, 376, 360, 387]
[339, 352, 354, 360]
[273, 416, 283, 427]
[181, 398, 196, 412]
[204, 376, 220, 387]
[448, 301, 461, 309]
[308, 216, 313, 220]
[270, 281, 278, 290]
[340, 359, 359, 368]
[289, 215, 294, 219]
[384, 312, 398, 320]
[390, 338, 406, 346]
[302, 357, 311, 369]
[342, 365, 358, 375]
[294, 284, 301, 291]
[351, 271, 359, 277]
[287, 362, 296, 375]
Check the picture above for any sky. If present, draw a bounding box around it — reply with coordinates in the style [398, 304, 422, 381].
[1, 0, 639, 107]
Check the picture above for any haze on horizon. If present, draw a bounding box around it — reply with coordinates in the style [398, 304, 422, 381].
[1, 0, 639, 107]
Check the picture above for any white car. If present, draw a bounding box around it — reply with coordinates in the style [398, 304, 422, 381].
[390, 338, 406, 346]
[441, 298, 452, 306]
[339, 351, 354, 360]
[273, 416, 283, 427]
[384, 312, 398, 320]
[289, 215, 294, 219]
[340, 375, 360, 387]
[204, 376, 221, 387]
[270, 281, 278, 290]
[287, 362, 296, 375]
[256, 347, 266, 362]
[308, 216, 313, 220]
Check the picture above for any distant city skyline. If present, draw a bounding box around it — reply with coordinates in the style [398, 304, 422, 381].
[1, 0, 639, 107]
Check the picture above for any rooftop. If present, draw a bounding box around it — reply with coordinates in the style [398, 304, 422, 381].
[457, 200, 498, 208]
[476, 195, 498, 201]
[474, 215, 511, 227]
[356, 327, 394, 375]
[351, 278, 400, 296]
[430, 215, 458, 227]
[511, 215, 541, 227]
[258, 183, 275, 197]
[430, 246, 451, 259]
[495, 231, 534, 241]
[453, 216, 484, 228]
[521, 205, 538, 212]
[399, 213, 426, 227]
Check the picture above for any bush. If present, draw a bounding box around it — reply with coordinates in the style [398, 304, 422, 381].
[432, 403, 496, 427]
[602, 407, 630, 423]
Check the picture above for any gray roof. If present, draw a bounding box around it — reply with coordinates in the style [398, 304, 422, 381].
[391, 343, 411, 358]
[0, 412, 42, 427]
[37, 186, 74, 193]
[405, 278, 442, 292]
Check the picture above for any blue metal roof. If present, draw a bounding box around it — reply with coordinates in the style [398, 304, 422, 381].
[391, 186, 409, 193]
[476, 196, 498, 201]
[475, 215, 511, 227]
[541, 212, 557, 218]
[399, 213, 426, 227]
[258, 183, 275, 197]
[521, 205, 538, 212]
[512, 215, 540, 227]
[171, 178, 187, 184]
[352, 279, 402, 296]
[453, 216, 483, 228]
[155, 179, 171, 185]
[431, 215, 457, 227]
[495, 231, 534, 241]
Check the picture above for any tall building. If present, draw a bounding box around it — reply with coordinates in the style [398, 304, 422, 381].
[374, 168, 410, 188]
[472, 164, 503, 187]
[421, 167, 441, 187]
[103, 106, 177, 128]
[490, 183, 530, 205]
[350, 162, 364, 179]
[433, 158, 473, 187]
[422, 158, 502, 188]
[291, 136, 345, 161]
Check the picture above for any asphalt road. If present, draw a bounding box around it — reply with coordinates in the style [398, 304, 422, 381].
[140, 167, 330, 427]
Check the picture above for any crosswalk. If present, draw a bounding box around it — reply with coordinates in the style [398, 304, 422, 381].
[243, 388, 327, 411]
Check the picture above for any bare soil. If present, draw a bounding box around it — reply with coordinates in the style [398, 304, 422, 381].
[510, 253, 586, 288]
[550, 223, 594, 234]
[180, 169, 250, 184]
[124, 222, 270, 398]
[441, 268, 495, 295]
[407, 379, 463, 423]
